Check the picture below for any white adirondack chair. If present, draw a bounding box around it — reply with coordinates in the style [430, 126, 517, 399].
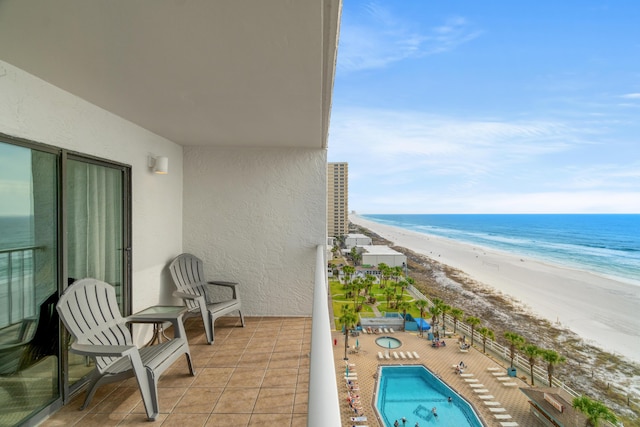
[56, 278, 195, 421]
[169, 253, 245, 344]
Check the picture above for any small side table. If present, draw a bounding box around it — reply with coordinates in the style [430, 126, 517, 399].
[130, 305, 187, 346]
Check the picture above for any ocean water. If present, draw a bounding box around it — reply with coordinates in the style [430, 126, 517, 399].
[0, 215, 33, 250]
[361, 214, 640, 286]
[0, 216, 35, 326]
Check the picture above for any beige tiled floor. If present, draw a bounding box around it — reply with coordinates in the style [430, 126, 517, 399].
[334, 330, 536, 427]
[39, 317, 311, 427]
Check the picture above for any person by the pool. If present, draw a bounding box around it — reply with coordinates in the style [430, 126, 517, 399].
[432, 407, 438, 418]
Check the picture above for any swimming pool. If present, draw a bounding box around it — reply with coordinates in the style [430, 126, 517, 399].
[375, 365, 484, 427]
[376, 336, 402, 349]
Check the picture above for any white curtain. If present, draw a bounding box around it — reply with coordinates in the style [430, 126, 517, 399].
[67, 160, 123, 305]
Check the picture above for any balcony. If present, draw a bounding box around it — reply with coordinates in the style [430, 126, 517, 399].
[1, 1, 342, 425]
[41, 316, 313, 426]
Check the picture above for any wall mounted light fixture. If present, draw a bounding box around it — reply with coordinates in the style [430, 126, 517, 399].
[148, 155, 169, 174]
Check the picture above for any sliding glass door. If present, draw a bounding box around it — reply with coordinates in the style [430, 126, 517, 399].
[64, 155, 130, 391]
[0, 141, 60, 427]
[0, 137, 131, 426]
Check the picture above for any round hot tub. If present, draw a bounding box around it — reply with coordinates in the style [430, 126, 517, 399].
[376, 336, 401, 349]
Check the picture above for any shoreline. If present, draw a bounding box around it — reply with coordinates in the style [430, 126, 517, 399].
[350, 214, 640, 364]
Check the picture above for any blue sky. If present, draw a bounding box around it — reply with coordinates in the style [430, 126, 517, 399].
[328, 1, 640, 214]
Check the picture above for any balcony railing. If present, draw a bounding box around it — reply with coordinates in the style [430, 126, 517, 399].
[308, 244, 341, 427]
[0, 246, 40, 328]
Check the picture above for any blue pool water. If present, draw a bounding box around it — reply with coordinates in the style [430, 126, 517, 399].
[376, 366, 484, 427]
[376, 336, 402, 349]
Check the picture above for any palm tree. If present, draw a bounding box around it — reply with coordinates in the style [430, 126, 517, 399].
[351, 278, 365, 311]
[541, 349, 566, 387]
[341, 265, 355, 289]
[339, 308, 358, 361]
[450, 308, 464, 333]
[465, 316, 481, 346]
[504, 331, 526, 368]
[572, 395, 618, 427]
[392, 265, 403, 285]
[522, 343, 541, 386]
[350, 247, 362, 266]
[331, 244, 339, 259]
[364, 274, 376, 296]
[377, 263, 390, 288]
[440, 303, 451, 337]
[364, 274, 376, 304]
[428, 304, 442, 335]
[405, 277, 415, 290]
[397, 279, 408, 299]
[396, 300, 411, 331]
[382, 286, 396, 311]
[414, 299, 428, 337]
[477, 327, 494, 353]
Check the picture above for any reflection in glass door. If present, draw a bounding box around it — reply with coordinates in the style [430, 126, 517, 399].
[0, 141, 60, 427]
[65, 157, 130, 390]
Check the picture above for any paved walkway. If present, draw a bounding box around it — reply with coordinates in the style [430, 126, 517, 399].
[334, 328, 535, 427]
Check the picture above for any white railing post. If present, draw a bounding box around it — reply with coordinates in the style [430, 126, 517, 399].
[308, 245, 341, 427]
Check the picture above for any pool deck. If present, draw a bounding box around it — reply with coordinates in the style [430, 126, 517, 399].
[334, 329, 535, 427]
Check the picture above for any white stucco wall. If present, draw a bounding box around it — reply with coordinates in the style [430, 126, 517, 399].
[183, 146, 327, 316]
[0, 61, 184, 314]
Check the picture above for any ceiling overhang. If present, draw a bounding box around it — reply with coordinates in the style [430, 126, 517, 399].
[0, 0, 341, 149]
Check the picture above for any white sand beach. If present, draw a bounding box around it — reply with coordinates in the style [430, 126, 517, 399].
[350, 215, 640, 364]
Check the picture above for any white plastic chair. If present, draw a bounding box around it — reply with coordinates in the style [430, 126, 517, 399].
[169, 253, 245, 344]
[56, 278, 195, 421]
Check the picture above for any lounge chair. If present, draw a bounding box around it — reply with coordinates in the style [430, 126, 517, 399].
[169, 253, 244, 344]
[406, 351, 413, 359]
[384, 351, 390, 359]
[413, 351, 420, 358]
[56, 278, 195, 421]
[399, 351, 406, 359]
[367, 327, 373, 334]
[389, 328, 395, 333]
[393, 352, 399, 359]
[378, 352, 384, 360]
[383, 328, 389, 334]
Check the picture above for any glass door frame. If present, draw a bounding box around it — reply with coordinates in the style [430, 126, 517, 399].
[60, 149, 132, 401]
[0, 133, 133, 422]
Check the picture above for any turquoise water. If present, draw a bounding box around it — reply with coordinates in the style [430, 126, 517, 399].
[376, 336, 402, 349]
[362, 214, 640, 286]
[376, 365, 483, 427]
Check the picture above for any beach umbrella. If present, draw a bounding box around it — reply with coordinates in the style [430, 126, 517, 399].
[356, 338, 359, 348]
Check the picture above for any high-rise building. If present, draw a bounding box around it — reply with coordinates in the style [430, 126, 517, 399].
[327, 162, 348, 238]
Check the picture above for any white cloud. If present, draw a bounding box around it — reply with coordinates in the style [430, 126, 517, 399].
[620, 93, 640, 99]
[329, 107, 638, 213]
[352, 190, 640, 214]
[330, 108, 581, 176]
[337, 4, 481, 72]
